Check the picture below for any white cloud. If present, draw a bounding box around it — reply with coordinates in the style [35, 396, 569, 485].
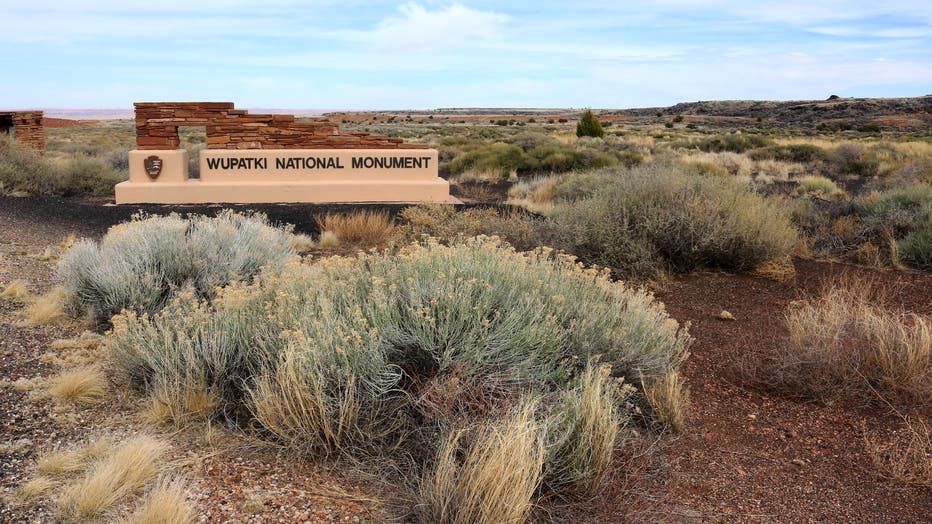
[353, 3, 509, 51]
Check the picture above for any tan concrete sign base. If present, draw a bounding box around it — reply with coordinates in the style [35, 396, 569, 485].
[116, 149, 451, 204]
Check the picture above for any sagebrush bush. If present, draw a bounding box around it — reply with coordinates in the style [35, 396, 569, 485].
[863, 184, 932, 236]
[109, 237, 689, 451]
[57, 211, 296, 325]
[553, 162, 798, 277]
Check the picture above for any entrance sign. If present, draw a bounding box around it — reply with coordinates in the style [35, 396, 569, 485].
[115, 102, 450, 204]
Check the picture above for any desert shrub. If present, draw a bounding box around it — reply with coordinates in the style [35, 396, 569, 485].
[394, 204, 543, 250]
[680, 152, 752, 177]
[57, 211, 295, 325]
[863, 184, 932, 237]
[449, 143, 534, 177]
[798, 176, 844, 197]
[830, 142, 900, 179]
[899, 227, 932, 270]
[553, 163, 797, 277]
[576, 110, 605, 138]
[687, 133, 773, 154]
[746, 282, 930, 409]
[748, 144, 828, 163]
[507, 171, 617, 214]
[0, 138, 124, 197]
[109, 238, 689, 446]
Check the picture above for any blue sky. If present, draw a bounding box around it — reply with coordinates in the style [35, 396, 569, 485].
[2, 1, 930, 109]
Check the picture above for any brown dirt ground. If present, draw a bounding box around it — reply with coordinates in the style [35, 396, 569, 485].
[1, 198, 930, 522]
[42, 118, 97, 129]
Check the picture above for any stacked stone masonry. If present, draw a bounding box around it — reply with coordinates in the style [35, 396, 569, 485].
[135, 102, 426, 150]
[0, 111, 45, 152]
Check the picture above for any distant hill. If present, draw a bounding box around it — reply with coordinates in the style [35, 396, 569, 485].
[606, 96, 932, 130]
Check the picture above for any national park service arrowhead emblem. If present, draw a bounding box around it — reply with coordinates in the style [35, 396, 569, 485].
[144, 155, 163, 179]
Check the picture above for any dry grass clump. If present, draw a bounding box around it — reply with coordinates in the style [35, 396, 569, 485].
[126, 476, 193, 524]
[13, 476, 58, 502]
[142, 383, 218, 427]
[417, 400, 544, 524]
[290, 233, 316, 253]
[47, 365, 108, 405]
[21, 286, 68, 325]
[42, 331, 107, 367]
[864, 417, 932, 487]
[751, 256, 797, 283]
[315, 210, 395, 248]
[747, 281, 930, 409]
[59, 435, 168, 520]
[797, 176, 844, 198]
[1, 279, 31, 301]
[544, 365, 630, 495]
[642, 370, 688, 434]
[38, 439, 113, 477]
[317, 230, 340, 248]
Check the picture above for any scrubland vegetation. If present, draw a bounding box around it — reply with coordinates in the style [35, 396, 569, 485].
[3, 109, 931, 521]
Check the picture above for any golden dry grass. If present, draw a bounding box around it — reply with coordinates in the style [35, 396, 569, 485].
[1, 279, 31, 301]
[314, 210, 395, 248]
[13, 476, 58, 502]
[290, 233, 316, 254]
[643, 370, 689, 433]
[47, 366, 108, 406]
[126, 476, 193, 524]
[59, 435, 168, 520]
[37, 440, 114, 480]
[142, 384, 217, 427]
[43, 331, 107, 367]
[547, 365, 626, 495]
[748, 281, 931, 409]
[418, 400, 544, 524]
[751, 256, 797, 283]
[21, 286, 67, 325]
[318, 230, 340, 248]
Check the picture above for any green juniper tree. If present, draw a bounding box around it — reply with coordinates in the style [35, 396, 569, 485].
[576, 109, 605, 138]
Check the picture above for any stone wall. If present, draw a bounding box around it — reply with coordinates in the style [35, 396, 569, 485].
[135, 102, 426, 150]
[0, 111, 45, 152]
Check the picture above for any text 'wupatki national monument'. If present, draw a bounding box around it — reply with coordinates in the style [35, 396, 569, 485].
[115, 102, 450, 204]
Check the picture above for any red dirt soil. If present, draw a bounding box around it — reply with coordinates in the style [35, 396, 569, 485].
[582, 259, 931, 523]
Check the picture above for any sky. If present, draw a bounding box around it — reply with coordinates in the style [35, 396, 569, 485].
[1, 1, 931, 109]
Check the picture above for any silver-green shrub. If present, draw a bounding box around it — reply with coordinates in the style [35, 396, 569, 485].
[554, 161, 798, 277]
[58, 211, 296, 324]
[108, 237, 689, 454]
